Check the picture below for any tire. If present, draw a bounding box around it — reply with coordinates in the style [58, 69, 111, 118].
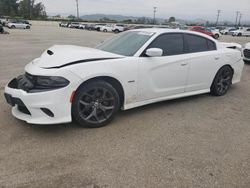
[244, 60, 250, 64]
[114, 29, 119, 33]
[224, 32, 228, 35]
[26, 26, 30, 29]
[214, 34, 219, 39]
[238, 33, 242, 36]
[210, 66, 233, 96]
[103, 29, 107, 32]
[72, 81, 120, 128]
[11, 25, 15, 29]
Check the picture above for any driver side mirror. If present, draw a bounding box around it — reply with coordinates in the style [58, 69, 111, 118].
[145, 48, 163, 57]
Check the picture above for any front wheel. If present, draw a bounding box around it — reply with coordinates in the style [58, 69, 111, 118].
[72, 81, 120, 128]
[211, 66, 233, 96]
[238, 33, 242, 36]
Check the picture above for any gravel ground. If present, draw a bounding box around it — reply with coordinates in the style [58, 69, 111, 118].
[0, 25, 250, 188]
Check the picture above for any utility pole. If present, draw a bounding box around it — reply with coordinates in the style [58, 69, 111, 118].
[76, 0, 79, 20]
[28, 0, 32, 19]
[153, 7, 157, 25]
[235, 11, 240, 27]
[215, 10, 221, 26]
[238, 13, 242, 26]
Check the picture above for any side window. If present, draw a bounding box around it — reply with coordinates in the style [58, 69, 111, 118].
[185, 34, 215, 53]
[247, 29, 250, 31]
[147, 33, 185, 56]
[207, 39, 217, 51]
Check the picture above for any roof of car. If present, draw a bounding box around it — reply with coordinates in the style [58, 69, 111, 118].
[129, 28, 218, 42]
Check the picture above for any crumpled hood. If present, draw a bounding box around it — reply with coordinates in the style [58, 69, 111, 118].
[33, 45, 124, 68]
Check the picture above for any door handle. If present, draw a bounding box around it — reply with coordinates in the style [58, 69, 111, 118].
[215, 57, 220, 60]
[181, 62, 188, 66]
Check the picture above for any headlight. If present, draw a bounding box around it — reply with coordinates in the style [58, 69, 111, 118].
[18, 73, 70, 93]
[35, 76, 70, 89]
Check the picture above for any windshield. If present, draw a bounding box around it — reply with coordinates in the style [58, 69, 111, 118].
[96, 31, 155, 56]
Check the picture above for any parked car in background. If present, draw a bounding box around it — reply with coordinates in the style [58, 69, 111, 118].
[7, 21, 30, 29]
[210, 29, 221, 39]
[220, 27, 237, 35]
[0, 18, 9, 26]
[20, 20, 31, 25]
[68, 22, 80, 28]
[100, 24, 114, 32]
[85, 24, 96, 31]
[4, 29, 244, 128]
[232, 28, 250, 37]
[79, 23, 86, 29]
[94, 24, 107, 31]
[124, 25, 153, 31]
[112, 24, 126, 33]
[189, 26, 216, 38]
[243, 43, 250, 63]
[0, 23, 4, 33]
[59, 22, 70, 27]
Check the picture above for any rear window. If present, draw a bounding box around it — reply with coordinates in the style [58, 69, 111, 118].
[185, 34, 216, 53]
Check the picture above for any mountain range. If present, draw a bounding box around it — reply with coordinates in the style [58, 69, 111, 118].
[80, 14, 250, 25]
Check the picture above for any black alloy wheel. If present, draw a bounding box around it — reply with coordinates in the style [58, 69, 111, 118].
[72, 81, 120, 128]
[211, 66, 233, 96]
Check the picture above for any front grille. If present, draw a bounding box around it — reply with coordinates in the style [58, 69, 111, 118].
[244, 49, 250, 59]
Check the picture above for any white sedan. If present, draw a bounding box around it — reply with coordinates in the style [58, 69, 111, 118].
[7, 22, 30, 29]
[100, 25, 114, 32]
[4, 29, 244, 128]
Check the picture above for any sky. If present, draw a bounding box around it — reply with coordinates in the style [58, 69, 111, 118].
[38, 0, 250, 22]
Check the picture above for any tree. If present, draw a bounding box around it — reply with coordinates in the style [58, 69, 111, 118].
[18, 0, 46, 19]
[0, 0, 19, 16]
[32, 2, 46, 18]
[68, 15, 76, 20]
[168, 16, 176, 23]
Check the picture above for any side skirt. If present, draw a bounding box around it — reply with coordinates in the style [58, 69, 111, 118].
[123, 89, 210, 110]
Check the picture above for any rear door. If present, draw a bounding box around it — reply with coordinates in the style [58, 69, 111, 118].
[184, 34, 222, 92]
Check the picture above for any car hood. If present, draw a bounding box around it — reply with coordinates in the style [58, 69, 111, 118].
[33, 45, 124, 68]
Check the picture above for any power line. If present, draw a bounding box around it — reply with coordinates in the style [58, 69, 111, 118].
[153, 7, 157, 25]
[215, 10, 221, 26]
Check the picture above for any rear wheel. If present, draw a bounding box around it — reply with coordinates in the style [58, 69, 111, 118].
[238, 33, 242, 36]
[214, 34, 219, 39]
[26, 26, 30, 29]
[103, 29, 107, 32]
[211, 66, 233, 96]
[72, 81, 120, 128]
[11, 25, 15, 29]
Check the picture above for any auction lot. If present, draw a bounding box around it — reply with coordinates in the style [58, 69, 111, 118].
[0, 25, 250, 188]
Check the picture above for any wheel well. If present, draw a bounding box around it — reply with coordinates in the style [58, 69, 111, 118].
[76, 76, 125, 106]
[210, 64, 234, 89]
[223, 65, 234, 75]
